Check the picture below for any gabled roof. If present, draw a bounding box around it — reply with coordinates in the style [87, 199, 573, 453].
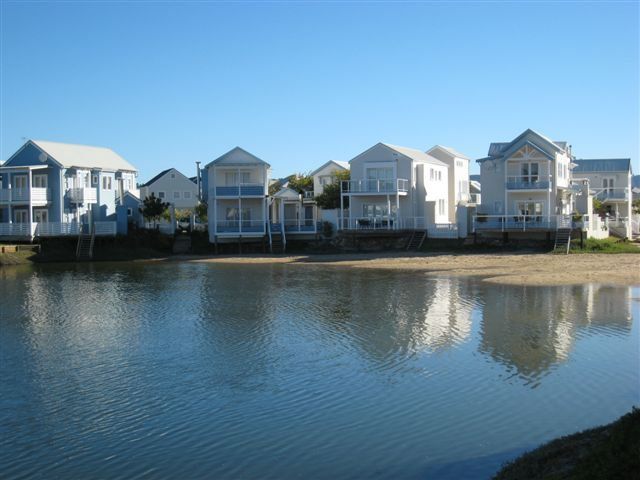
[205, 147, 270, 168]
[273, 187, 301, 200]
[139, 168, 172, 187]
[309, 160, 349, 177]
[379, 143, 447, 167]
[573, 158, 632, 174]
[16, 140, 137, 172]
[479, 129, 568, 163]
[426, 145, 471, 160]
[139, 167, 193, 188]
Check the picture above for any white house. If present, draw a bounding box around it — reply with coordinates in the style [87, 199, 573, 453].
[205, 147, 270, 244]
[310, 160, 349, 196]
[0, 140, 138, 239]
[476, 129, 574, 229]
[572, 158, 634, 238]
[139, 168, 198, 210]
[426, 145, 471, 220]
[340, 142, 451, 231]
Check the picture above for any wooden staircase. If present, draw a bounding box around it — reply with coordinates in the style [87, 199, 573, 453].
[406, 231, 427, 251]
[76, 230, 95, 260]
[271, 231, 285, 254]
[553, 228, 572, 254]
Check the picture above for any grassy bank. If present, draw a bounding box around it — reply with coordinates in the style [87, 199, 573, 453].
[570, 237, 640, 254]
[494, 408, 640, 479]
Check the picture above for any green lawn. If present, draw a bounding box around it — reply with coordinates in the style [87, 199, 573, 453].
[569, 237, 640, 254]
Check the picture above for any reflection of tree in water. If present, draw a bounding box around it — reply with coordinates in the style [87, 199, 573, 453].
[478, 283, 632, 383]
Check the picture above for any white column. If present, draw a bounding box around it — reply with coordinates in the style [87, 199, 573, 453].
[396, 193, 400, 230]
[27, 169, 33, 225]
[339, 189, 344, 230]
[238, 195, 242, 234]
[7, 172, 12, 223]
[213, 199, 217, 235]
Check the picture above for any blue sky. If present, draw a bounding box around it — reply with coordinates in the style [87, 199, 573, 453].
[1, 1, 638, 181]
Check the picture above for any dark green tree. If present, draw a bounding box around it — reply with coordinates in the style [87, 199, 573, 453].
[195, 201, 208, 223]
[314, 170, 350, 209]
[140, 193, 170, 226]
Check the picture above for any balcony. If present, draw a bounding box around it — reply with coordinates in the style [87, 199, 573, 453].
[592, 187, 629, 202]
[341, 179, 409, 194]
[215, 184, 265, 197]
[67, 187, 97, 203]
[215, 220, 266, 235]
[0, 188, 51, 204]
[506, 176, 550, 190]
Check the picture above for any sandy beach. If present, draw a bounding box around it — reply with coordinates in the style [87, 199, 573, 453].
[188, 252, 640, 286]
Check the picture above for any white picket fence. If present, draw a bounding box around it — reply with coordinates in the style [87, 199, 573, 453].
[0, 222, 117, 238]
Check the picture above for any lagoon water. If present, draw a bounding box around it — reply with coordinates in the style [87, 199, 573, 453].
[1, 262, 638, 479]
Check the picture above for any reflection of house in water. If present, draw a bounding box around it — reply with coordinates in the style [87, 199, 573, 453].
[325, 273, 475, 365]
[479, 284, 633, 382]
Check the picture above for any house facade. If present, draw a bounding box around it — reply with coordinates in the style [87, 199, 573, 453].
[476, 129, 574, 228]
[572, 158, 633, 238]
[426, 145, 471, 219]
[139, 168, 198, 210]
[340, 143, 450, 230]
[310, 160, 349, 197]
[205, 147, 270, 243]
[0, 140, 138, 238]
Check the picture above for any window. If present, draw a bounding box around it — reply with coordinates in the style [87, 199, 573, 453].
[366, 167, 393, 191]
[516, 201, 543, 217]
[102, 176, 112, 190]
[225, 171, 251, 185]
[362, 203, 396, 217]
[33, 175, 48, 188]
[13, 175, 27, 189]
[127, 208, 133, 216]
[430, 168, 434, 180]
[603, 178, 614, 194]
[438, 199, 446, 216]
[520, 162, 539, 183]
[173, 191, 180, 199]
[184, 191, 192, 199]
[158, 191, 165, 199]
[92, 175, 98, 186]
[456, 160, 464, 168]
[171, 173, 175, 178]
[225, 207, 251, 223]
[437, 171, 442, 181]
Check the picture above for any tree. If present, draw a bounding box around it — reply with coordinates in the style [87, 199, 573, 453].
[287, 173, 313, 194]
[314, 170, 350, 209]
[140, 193, 169, 226]
[195, 202, 208, 223]
[592, 198, 608, 219]
[633, 198, 640, 215]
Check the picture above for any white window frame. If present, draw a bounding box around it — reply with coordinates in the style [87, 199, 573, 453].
[184, 191, 192, 199]
[33, 174, 48, 188]
[13, 175, 28, 189]
[173, 191, 181, 199]
[158, 191, 166, 199]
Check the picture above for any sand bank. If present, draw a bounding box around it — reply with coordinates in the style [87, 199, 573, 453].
[188, 252, 640, 286]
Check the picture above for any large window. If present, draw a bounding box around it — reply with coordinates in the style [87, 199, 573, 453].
[516, 201, 543, 217]
[13, 176, 27, 189]
[438, 199, 446, 216]
[362, 203, 396, 217]
[603, 178, 614, 194]
[366, 167, 393, 190]
[102, 176, 112, 190]
[225, 171, 251, 185]
[225, 207, 252, 225]
[33, 175, 48, 188]
[521, 162, 539, 183]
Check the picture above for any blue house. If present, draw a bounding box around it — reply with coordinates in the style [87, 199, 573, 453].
[0, 140, 139, 238]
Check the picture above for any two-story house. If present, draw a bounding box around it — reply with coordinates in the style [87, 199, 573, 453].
[426, 145, 472, 220]
[310, 160, 349, 197]
[572, 158, 633, 238]
[340, 142, 450, 230]
[0, 140, 138, 238]
[205, 147, 270, 245]
[476, 129, 574, 230]
[139, 168, 198, 210]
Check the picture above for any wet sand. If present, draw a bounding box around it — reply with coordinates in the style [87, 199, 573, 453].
[188, 252, 640, 286]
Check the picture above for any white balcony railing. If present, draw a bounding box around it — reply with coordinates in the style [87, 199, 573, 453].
[0, 221, 116, 238]
[591, 187, 629, 201]
[284, 218, 316, 233]
[36, 222, 82, 236]
[0, 188, 50, 203]
[506, 176, 550, 190]
[0, 222, 37, 237]
[341, 179, 409, 194]
[214, 183, 265, 197]
[67, 187, 97, 203]
[472, 214, 574, 232]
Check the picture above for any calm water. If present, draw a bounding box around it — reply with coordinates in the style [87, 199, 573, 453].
[1, 262, 638, 479]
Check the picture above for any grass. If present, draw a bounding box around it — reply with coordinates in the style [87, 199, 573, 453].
[494, 408, 640, 480]
[569, 237, 640, 254]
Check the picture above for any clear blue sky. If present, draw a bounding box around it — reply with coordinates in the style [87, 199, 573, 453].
[1, 1, 638, 181]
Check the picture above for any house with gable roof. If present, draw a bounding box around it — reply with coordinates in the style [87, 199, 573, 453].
[139, 167, 198, 210]
[0, 139, 138, 238]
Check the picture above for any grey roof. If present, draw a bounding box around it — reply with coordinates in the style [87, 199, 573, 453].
[205, 146, 270, 168]
[29, 140, 137, 172]
[139, 168, 172, 188]
[309, 160, 349, 177]
[381, 143, 447, 167]
[573, 158, 632, 174]
[484, 129, 567, 161]
[427, 145, 471, 160]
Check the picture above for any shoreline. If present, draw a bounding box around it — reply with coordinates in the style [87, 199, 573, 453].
[186, 251, 640, 287]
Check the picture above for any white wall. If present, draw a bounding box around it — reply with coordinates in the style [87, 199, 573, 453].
[313, 163, 348, 196]
[140, 169, 198, 209]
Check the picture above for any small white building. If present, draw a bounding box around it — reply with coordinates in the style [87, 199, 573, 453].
[205, 147, 271, 244]
[426, 145, 472, 220]
[310, 160, 349, 196]
[139, 168, 198, 210]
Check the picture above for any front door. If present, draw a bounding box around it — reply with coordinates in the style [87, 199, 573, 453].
[34, 210, 49, 223]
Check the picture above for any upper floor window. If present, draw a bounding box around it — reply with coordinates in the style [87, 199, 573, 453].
[184, 191, 192, 199]
[102, 176, 112, 190]
[456, 160, 464, 168]
[33, 175, 48, 188]
[173, 191, 181, 199]
[521, 162, 539, 183]
[438, 199, 446, 216]
[430, 168, 434, 180]
[225, 171, 251, 185]
[92, 175, 99, 186]
[603, 178, 614, 193]
[158, 191, 165, 199]
[13, 175, 27, 189]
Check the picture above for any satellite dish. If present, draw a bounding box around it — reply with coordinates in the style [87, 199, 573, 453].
[38, 152, 47, 162]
